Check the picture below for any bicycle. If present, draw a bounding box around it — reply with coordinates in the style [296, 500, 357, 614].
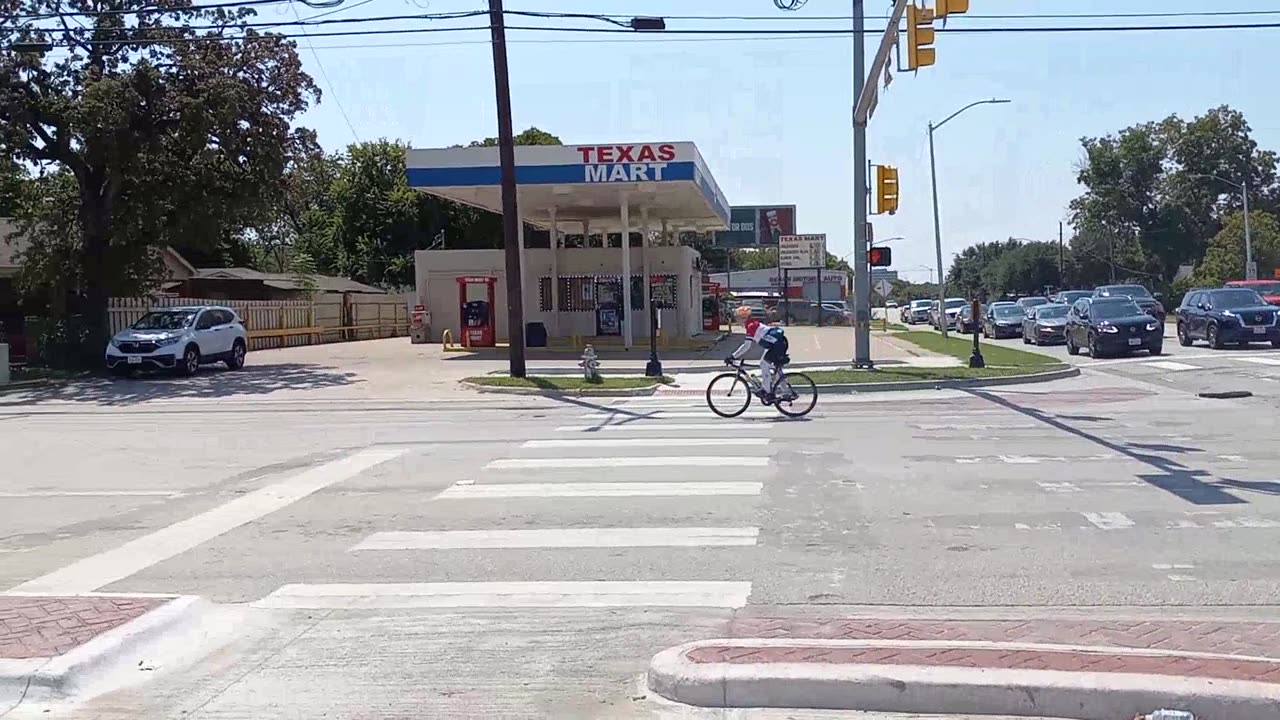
[706, 358, 818, 419]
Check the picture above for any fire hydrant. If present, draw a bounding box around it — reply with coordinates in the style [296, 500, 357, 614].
[579, 345, 601, 382]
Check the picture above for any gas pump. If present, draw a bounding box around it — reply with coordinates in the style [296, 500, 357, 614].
[456, 276, 497, 347]
[702, 282, 722, 331]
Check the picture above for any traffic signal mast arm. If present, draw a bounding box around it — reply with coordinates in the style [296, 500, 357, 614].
[853, 0, 908, 127]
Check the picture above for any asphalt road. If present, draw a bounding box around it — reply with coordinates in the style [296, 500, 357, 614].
[896, 311, 1280, 405]
[4, 367, 1280, 718]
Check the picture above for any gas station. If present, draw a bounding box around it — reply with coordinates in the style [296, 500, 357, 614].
[408, 142, 731, 348]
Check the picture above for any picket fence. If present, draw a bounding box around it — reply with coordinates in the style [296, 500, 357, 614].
[108, 294, 411, 351]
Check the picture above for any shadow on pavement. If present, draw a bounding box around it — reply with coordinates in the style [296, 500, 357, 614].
[1215, 478, 1280, 497]
[967, 388, 1247, 506]
[1126, 441, 1204, 454]
[0, 362, 362, 407]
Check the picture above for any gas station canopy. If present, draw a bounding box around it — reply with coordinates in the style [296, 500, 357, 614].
[405, 142, 730, 232]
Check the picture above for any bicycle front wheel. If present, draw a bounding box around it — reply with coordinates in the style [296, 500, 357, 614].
[706, 372, 753, 418]
[774, 372, 817, 418]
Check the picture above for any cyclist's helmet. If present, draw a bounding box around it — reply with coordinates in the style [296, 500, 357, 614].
[735, 305, 753, 321]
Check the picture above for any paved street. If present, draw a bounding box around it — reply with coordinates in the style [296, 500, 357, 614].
[3, 356, 1280, 718]
[906, 316, 1280, 404]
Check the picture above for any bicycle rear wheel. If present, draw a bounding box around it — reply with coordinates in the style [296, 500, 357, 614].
[706, 372, 753, 418]
[773, 372, 817, 418]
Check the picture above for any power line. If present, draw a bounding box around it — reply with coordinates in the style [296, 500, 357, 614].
[15, 18, 1280, 48]
[290, 0, 357, 142]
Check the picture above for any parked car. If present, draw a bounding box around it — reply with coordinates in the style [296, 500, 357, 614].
[1022, 303, 1069, 345]
[904, 299, 932, 324]
[1176, 287, 1280, 349]
[105, 305, 248, 376]
[956, 304, 979, 334]
[1051, 289, 1093, 306]
[1066, 297, 1163, 358]
[1225, 280, 1280, 307]
[981, 303, 1026, 339]
[930, 297, 968, 329]
[1093, 284, 1166, 324]
[885, 300, 898, 308]
[1015, 296, 1051, 317]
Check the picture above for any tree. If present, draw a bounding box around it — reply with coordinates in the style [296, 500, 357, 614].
[469, 127, 562, 147]
[0, 0, 319, 353]
[946, 239, 1022, 297]
[981, 242, 1061, 296]
[1195, 210, 1280, 287]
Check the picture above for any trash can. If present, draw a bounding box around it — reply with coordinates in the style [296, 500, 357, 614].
[525, 322, 547, 348]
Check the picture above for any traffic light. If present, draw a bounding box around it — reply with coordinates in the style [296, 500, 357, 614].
[875, 165, 899, 215]
[905, 3, 936, 71]
[935, 0, 970, 20]
[868, 247, 892, 267]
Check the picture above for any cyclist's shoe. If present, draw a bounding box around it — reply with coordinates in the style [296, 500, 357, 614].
[761, 392, 776, 405]
[724, 356, 736, 366]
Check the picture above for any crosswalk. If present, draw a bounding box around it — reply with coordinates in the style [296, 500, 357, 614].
[254, 398, 772, 611]
[1103, 353, 1280, 372]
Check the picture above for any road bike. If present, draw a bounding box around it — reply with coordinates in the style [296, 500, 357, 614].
[706, 358, 817, 419]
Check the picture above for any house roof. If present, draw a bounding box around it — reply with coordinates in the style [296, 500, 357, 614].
[192, 267, 388, 294]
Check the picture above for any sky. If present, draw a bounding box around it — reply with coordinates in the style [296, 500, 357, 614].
[276, 0, 1280, 282]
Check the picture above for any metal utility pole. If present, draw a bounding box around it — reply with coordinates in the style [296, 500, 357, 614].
[851, 0, 871, 367]
[1243, 178, 1256, 279]
[926, 98, 1011, 339]
[488, 0, 525, 377]
[1058, 221, 1064, 286]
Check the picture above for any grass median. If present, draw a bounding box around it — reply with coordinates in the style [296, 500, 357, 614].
[464, 375, 672, 390]
[804, 365, 1063, 385]
[891, 330, 1061, 367]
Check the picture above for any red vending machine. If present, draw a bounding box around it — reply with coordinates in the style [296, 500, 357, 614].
[456, 276, 497, 347]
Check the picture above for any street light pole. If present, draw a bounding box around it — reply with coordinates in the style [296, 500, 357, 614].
[1243, 178, 1255, 279]
[927, 98, 1011, 340]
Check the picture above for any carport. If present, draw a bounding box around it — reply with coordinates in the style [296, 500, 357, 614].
[406, 142, 730, 348]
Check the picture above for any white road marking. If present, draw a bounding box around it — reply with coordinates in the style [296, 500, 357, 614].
[7, 448, 406, 595]
[0, 490, 184, 498]
[436, 481, 763, 499]
[955, 454, 1111, 465]
[1217, 454, 1248, 462]
[1037, 482, 1082, 493]
[1212, 517, 1280, 529]
[485, 456, 768, 469]
[1237, 356, 1280, 366]
[354, 527, 759, 550]
[251, 581, 754, 609]
[554, 423, 767, 432]
[522, 437, 764, 449]
[1082, 512, 1135, 530]
[1152, 563, 1194, 570]
[1144, 360, 1200, 371]
[577, 411, 778, 420]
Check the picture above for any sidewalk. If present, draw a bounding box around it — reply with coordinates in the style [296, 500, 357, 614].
[649, 614, 1280, 718]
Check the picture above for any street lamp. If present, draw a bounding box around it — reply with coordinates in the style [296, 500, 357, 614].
[1190, 173, 1254, 280]
[928, 98, 1011, 338]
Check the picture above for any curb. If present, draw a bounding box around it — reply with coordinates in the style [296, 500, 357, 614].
[459, 380, 663, 397]
[0, 378, 53, 395]
[648, 638, 1280, 719]
[0, 595, 204, 701]
[811, 365, 1079, 393]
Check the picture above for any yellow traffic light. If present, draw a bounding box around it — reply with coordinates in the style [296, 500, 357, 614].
[875, 165, 899, 215]
[905, 4, 936, 70]
[935, 0, 970, 19]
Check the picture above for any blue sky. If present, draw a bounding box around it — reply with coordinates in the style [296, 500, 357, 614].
[282, 0, 1280, 282]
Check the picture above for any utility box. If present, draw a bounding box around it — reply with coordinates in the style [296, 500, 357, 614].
[0, 344, 9, 385]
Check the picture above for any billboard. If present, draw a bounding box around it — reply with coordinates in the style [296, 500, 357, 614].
[779, 234, 827, 269]
[712, 205, 796, 247]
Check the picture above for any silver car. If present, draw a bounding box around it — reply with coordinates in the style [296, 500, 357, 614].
[105, 305, 248, 376]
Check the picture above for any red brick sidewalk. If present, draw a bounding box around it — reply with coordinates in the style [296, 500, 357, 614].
[695, 616, 1280, 683]
[0, 596, 166, 660]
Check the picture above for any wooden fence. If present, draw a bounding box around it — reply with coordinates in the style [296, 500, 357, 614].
[108, 293, 411, 351]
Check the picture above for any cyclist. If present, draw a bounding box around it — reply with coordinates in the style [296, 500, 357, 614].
[727, 304, 790, 403]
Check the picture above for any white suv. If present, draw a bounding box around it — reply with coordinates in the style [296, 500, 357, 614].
[105, 305, 248, 376]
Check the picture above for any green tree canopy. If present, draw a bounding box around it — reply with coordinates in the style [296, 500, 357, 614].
[1194, 210, 1280, 287]
[0, 0, 318, 352]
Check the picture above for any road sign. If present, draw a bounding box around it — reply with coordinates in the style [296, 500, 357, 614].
[778, 234, 827, 269]
[873, 279, 893, 296]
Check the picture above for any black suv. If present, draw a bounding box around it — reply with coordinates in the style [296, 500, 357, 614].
[1093, 284, 1166, 324]
[1176, 287, 1280, 349]
[1066, 297, 1163, 358]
